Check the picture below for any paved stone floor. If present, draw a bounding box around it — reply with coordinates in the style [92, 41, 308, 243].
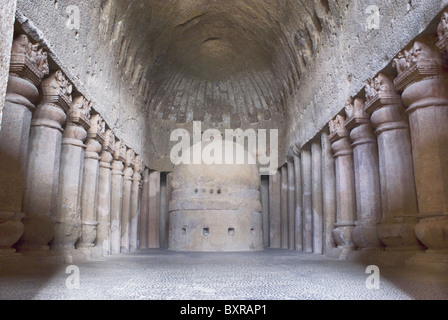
[0, 249, 447, 300]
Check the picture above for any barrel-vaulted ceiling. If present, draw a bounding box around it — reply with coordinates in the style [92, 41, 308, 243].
[109, 0, 330, 127]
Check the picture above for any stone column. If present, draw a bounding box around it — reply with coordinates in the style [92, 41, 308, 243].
[329, 115, 356, 256]
[78, 113, 106, 252]
[0, 35, 48, 255]
[293, 144, 302, 251]
[19, 70, 72, 253]
[287, 156, 296, 251]
[97, 129, 115, 256]
[110, 140, 126, 255]
[321, 130, 337, 255]
[280, 165, 288, 249]
[53, 96, 91, 255]
[365, 73, 420, 250]
[148, 170, 161, 249]
[0, 0, 17, 132]
[260, 175, 270, 248]
[394, 35, 448, 253]
[138, 168, 149, 249]
[130, 155, 143, 252]
[311, 138, 323, 254]
[120, 148, 134, 253]
[344, 98, 382, 250]
[301, 145, 313, 253]
[268, 169, 281, 248]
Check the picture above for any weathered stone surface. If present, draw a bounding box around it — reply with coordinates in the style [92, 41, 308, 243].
[0, 0, 16, 132]
[169, 142, 263, 252]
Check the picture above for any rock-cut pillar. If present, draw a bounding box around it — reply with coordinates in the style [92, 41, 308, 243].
[286, 156, 296, 251]
[78, 114, 106, 250]
[138, 168, 149, 250]
[394, 35, 448, 252]
[329, 115, 357, 255]
[311, 138, 323, 254]
[121, 148, 135, 253]
[0, 35, 49, 254]
[53, 96, 91, 253]
[97, 129, 115, 256]
[19, 71, 73, 253]
[292, 144, 303, 251]
[301, 145, 313, 253]
[110, 140, 126, 255]
[365, 73, 420, 250]
[344, 98, 382, 250]
[130, 155, 143, 252]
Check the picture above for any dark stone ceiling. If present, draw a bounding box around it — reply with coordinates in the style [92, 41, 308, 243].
[113, 0, 330, 127]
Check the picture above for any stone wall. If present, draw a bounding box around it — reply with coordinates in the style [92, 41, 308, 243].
[0, 0, 17, 131]
[15, 0, 150, 167]
[288, 0, 448, 151]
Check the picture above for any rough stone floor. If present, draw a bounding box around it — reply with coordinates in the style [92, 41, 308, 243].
[0, 249, 447, 300]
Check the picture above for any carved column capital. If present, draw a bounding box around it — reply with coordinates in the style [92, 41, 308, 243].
[33, 71, 73, 132]
[100, 129, 115, 168]
[62, 96, 91, 148]
[292, 143, 301, 158]
[132, 155, 143, 187]
[437, 11, 448, 53]
[329, 114, 352, 158]
[112, 140, 126, 174]
[124, 148, 135, 180]
[394, 36, 446, 93]
[364, 73, 409, 135]
[9, 34, 49, 87]
[344, 98, 376, 148]
[344, 98, 369, 130]
[85, 113, 106, 159]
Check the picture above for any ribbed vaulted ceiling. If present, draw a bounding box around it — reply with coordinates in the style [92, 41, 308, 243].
[109, 0, 330, 127]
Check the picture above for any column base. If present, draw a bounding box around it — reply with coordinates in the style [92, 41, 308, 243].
[0, 211, 25, 248]
[414, 214, 448, 251]
[121, 246, 130, 253]
[347, 247, 423, 266]
[378, 219, 423, 249]
[406, 250, 448, 272]
[352, 223, 383, 249]
[325, 246, 355, 260]
[332, 222, 355, 250]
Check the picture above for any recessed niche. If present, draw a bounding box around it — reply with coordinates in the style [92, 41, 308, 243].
[182, 227, 187, 235]
[203, 228, 210, 236]
[228, 228, 235, 236]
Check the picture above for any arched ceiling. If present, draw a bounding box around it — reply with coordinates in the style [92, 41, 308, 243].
[109, 0, 331, 127]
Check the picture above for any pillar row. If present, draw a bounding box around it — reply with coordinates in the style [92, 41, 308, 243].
[19, 70, 73, 253]
[292, 145, 303, 251]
